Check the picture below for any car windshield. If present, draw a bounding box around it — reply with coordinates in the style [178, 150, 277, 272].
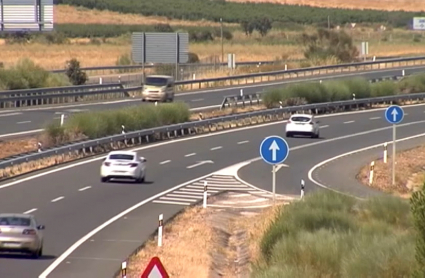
[0, 217, 31, 226]
[145, 77, 167, 86]
[291, 116, 311, 122]
[109, 154, 134, 160]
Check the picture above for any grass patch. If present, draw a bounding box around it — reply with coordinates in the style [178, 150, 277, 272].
[44, 102, 190, 143]
[253, 190, 416, 277]
[262, 73, 425, 108]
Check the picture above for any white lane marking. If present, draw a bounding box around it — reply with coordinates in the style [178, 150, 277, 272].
[159, 196, 197, 202]
[370, 117, 381, 120]
[185, 153, 196, 157]
[210, 146, 222, 151]
[51, 196, 64, 203]
[78, 186, 91, 192]
[167, 193, 204, 198]
[319, 125, 329, 129]
[23, 208, 37, 214]
[17, 121, 31, 124]
[152, 200, 192, 206]
[191, 98, 204, 102]
[0, 112, 22, 117]
[343, 120, 355, 124]
[187, 160, 214, 169]
[159, 160, 171, 165]
[237, 140, 249, 144]
[307, 132, 425, 200]
[38, 171, 218, 278]
[0, 129, 43, 138]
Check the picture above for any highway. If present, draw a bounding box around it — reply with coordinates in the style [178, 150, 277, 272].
[0, 65, 424, 137]
[0, 103, 425, 277]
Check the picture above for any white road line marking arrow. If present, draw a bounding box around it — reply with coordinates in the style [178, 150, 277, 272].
[187, 160, 214, 169]
[269, 140, 280, 161]
[391, 108, 398, 122]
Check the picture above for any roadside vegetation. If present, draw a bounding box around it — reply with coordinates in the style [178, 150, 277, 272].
[253, 190, 417, 277]
[44, 102, 190, 144]
[263, 73, 425, 108]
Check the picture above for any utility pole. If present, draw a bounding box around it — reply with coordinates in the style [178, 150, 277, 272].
[220, 18, 224, 63]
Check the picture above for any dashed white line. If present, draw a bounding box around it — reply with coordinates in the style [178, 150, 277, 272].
[185, 153, 196, 157]
[17, 121, 31, 124]
[319, 125, 329, 129]
[0, 112, 22, 117]
[23, 208, 37, 214]
[369, 117, 381, 120]
[237, 140, 249, 144]
[51, 196, 64, 203]
[191, 98, 204, 102]
[343, 121, 355, 124]
[160, 160, 171, 165]
[210, 146, 223, 151]
[78, 186, 91, 192]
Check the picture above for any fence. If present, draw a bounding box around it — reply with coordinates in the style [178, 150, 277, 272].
[0, 91, 423, 174]
[0, 57, 423, 110]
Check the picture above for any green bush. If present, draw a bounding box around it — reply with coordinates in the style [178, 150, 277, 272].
[254, 190, 416, 277]
[55, 0, 415, 27]
[52, 102, 190, 140]
[263, 73, 425, 108]
[0, 58, 70, 90]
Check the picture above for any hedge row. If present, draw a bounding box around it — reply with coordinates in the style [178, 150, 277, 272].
[263, 74, 425, 108]
[56, 0, 419, 27]
[255, 190, 415, 277]
[0, 59, 70, 90]
[44, 102, 191, 144]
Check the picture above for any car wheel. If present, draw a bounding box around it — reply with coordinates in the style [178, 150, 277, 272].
[31, 248, 41, 259]
[101, 177, 108, 183]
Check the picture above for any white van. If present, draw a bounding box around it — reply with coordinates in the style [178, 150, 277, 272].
[141, 75, 175, 102]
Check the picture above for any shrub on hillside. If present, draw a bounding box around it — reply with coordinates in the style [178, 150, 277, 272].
[240, 18, 272, 37]
[0, 58, 70, 90]
[115, 54, 132, 73]
[188, 52, 200, 63]
[410, 182, 425, 276]
[153, 23, 173, 32]
[254, 190, 415, 277]
[65, 58, 88, 85]
[46, 102, 190, 141]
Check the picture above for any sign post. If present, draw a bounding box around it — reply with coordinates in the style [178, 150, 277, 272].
[384, 105, 404, 186]
[260, 136, 290, 202]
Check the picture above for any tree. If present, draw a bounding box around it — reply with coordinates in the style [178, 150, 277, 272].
[411, 183, 425, 277]
[255, 17, 272, 37]
[65, 58, 87, 85]
[241, 20, 255, 36]
[300, 28, 359, 63]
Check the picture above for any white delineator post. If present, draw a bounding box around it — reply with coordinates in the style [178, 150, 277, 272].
[240, 89, 243, 97]
[60, 114, 65, 126]
[203, 181, 208, 209]
[383, 142, 388, 163]
[158, 214, 163, 247]
[99, 77, 102, 84]
[121, 261, 127, 278]
[402, 70, 405, 77]
[369, 161, 375, 185]
[300, 179, 305, 199]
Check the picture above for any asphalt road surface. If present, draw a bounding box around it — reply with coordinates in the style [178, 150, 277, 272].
[0, 65, 424, 137]
[0, 103, 425, 277]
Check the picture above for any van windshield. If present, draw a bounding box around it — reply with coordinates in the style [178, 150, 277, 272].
[145, 77, 168, 86]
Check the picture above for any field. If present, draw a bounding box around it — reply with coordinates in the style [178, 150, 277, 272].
[1, 5, 425, 70]
[227, 0, 425, 12]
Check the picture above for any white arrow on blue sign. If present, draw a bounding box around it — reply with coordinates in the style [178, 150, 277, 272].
[384, 105, 404, 124]
[260, 136, 289, 165]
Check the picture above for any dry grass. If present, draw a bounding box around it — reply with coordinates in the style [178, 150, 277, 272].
[122, 206, 213, 278]
[55, 5, 237, 27]
[0, 137, 38, 159]
[227, 0, 425, 12]
[357, 144, 425, 198]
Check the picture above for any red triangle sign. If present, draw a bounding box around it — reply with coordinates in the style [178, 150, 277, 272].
[141, 256, 169, 278]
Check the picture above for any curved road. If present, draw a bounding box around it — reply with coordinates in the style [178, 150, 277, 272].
[0, 65, 424, 137]
[0, 104, 424, 277]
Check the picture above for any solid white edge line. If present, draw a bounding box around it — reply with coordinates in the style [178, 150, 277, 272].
[0, 129, 44, 138]
[307, 132, 425, 201]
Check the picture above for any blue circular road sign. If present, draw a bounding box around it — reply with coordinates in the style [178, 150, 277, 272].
[384, 105, 404, 124]
[259, 136, 289, 165]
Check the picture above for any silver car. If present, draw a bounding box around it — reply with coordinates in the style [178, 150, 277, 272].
[0, 213, 44, 258]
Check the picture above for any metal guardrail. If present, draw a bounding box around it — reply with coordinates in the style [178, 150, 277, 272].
[49, 56, 403, 74]
[1, 91, 425, 172]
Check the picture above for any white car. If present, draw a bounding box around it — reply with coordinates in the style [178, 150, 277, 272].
[285, 114, 320, 138]
[100, 151, 147, 183]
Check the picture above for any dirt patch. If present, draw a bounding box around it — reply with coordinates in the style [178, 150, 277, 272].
[0, 136, 39, 159]
[357, 144, 425, 198]
[120, 192, 288, 278]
